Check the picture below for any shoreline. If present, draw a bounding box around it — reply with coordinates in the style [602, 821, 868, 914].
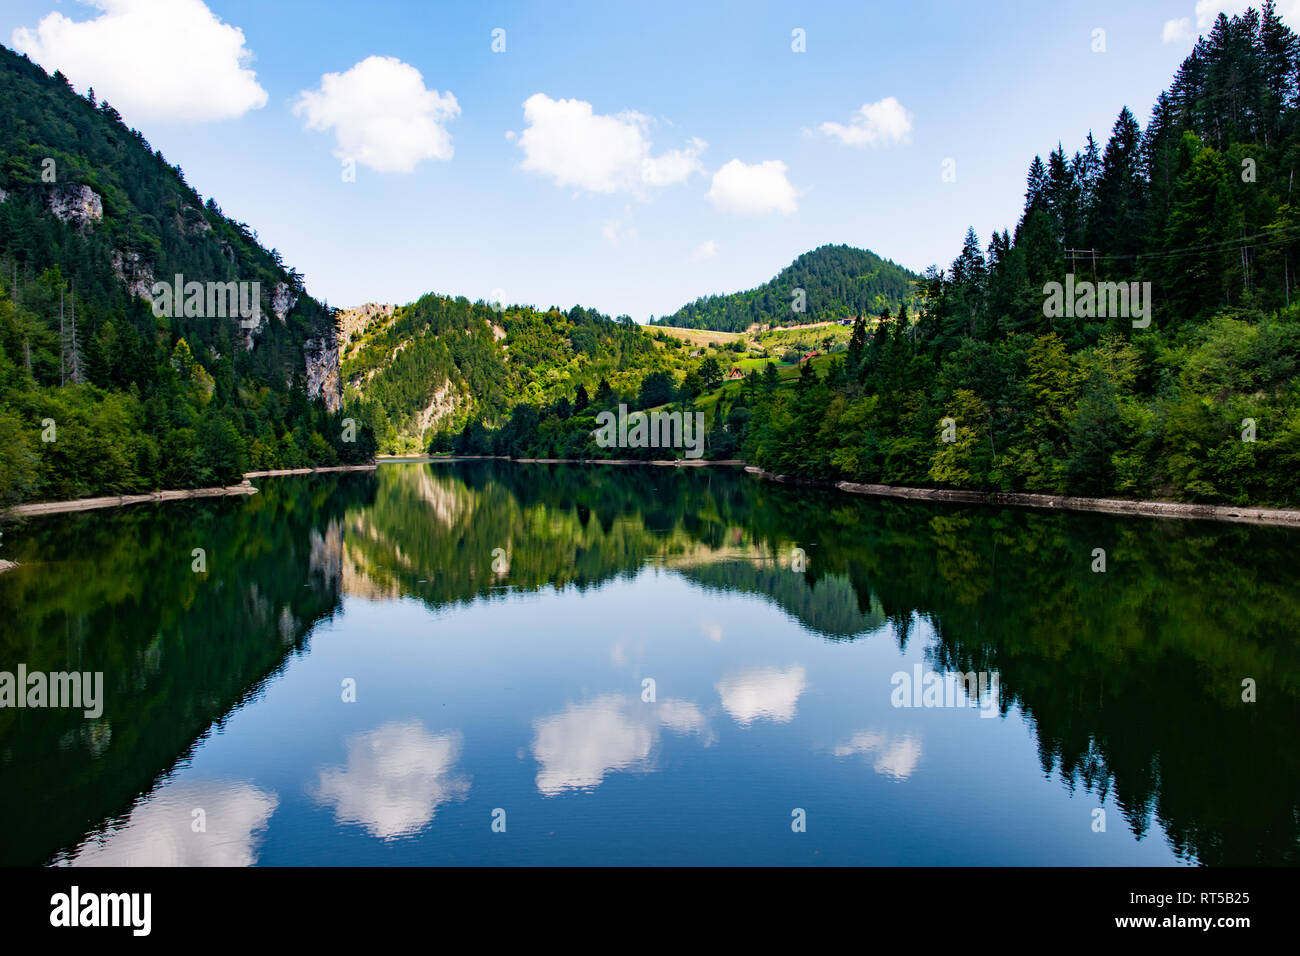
[377, 455, 748, 467]
[743, 465, 1300, 528]
[7, 455, 1300, 528]
[4, 464, 378, 518]
[7, 482, 260, 518]
[243, 465, 377, 477]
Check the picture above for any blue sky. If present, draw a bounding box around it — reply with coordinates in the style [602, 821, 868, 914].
[2, 0, 1282, 320]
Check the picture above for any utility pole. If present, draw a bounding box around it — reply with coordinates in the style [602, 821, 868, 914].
[1065, 248, 1101, 282]
[70, 279, 80, 384]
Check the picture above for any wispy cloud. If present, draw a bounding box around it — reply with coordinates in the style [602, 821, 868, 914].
[817, 96, 912, 148]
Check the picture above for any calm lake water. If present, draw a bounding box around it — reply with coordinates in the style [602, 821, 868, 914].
[1, 461, 1297, 866]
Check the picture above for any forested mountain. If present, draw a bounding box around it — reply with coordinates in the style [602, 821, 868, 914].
[654, 244, 919, 331]
[0, 45, 371, 507]
[10, 3, 1300, 509]
[733, 3, 1300, 506]
[464, 4, 1300, 508]
[345, 294, 733, 454]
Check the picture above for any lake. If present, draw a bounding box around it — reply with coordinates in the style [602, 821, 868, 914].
[1, 461, 1296, 866]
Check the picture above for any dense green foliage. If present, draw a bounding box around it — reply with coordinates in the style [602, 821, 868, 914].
[653, 243, 919, 331]
[347, 292, 747, 454]
[0, 45, 374, 506]
[393, 5, 1300, 508]
[733, 4, 1300, 506]
[0, 474, 370, 864]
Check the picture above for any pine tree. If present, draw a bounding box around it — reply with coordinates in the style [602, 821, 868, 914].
[1091, 107, 1146, 256]
[1024, 156, 1049, 216]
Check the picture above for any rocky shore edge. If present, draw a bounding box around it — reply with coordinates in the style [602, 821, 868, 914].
[743, 465, 1300, 527]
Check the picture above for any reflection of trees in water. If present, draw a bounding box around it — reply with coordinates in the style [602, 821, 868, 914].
[352, 461, 1300, 863]
[680, 562, 885, 640]
[816, 500, 1300, 866]
[0, 474, 375, 865]
[3, 461, 1297, 865]
[341, 462, 798, 608]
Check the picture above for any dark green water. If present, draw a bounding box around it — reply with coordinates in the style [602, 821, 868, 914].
[1, 461, 1296, 865]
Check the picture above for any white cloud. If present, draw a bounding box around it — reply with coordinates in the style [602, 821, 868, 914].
[295, 56, 459, 173]
[1162, 17, 1193, 43]
[531, 694, 713, 794]
[57, 780, 278, 866]
[643, 138, 707, 186]
[312, 721, 470, 839]
[656, 699, 711, 738]
[706, 159, 799, 216]
[515, 93, 705, 194]
[834, 730, 923, 781]
[691, 240, 718, 263]
[817, 96, 912, 148]
[532, 695, 655, 795]
[11, 0, 268, 122]
[716, 665, 808, 725]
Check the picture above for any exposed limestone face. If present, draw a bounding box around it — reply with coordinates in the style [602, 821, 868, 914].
[272, 281, 297, 322]
[336, 302, 396, 356]
[111, 249, 155, 300]
[0, 188, 7, 203]
[304, 333, 342, 412]
[48, 184, 103, 228]
[234, 281, 295, 351]
[487, 319, 506, 341]
[416, 380, 459, 437]
[176, 205, 211, 236]
[239, 323, 260, 351]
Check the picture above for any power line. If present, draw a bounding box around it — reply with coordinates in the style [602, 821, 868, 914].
[1065, 222, 1300, 263]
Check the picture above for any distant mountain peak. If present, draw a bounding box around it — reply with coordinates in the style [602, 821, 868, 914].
[654, 243, 919, 332]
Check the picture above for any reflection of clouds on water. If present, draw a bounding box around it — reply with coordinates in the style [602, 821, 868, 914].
[834, 730, 923, 781]
[716, 665, 807, 726]
[533, 695, 652, 795]
[57, 780, 278, 866]
[532, 694, 713, 795]
[656, 698, 712, 741]
[312, 721, 469, 839]
[700, 622, 724, 642]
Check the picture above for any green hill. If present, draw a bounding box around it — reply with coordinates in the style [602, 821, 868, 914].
[343, 295, 713, 454]
[654, 243, 920, 332]
[0, 44, 370, 507]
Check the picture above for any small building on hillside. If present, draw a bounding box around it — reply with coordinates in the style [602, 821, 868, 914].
[727, 366, 745, 380]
